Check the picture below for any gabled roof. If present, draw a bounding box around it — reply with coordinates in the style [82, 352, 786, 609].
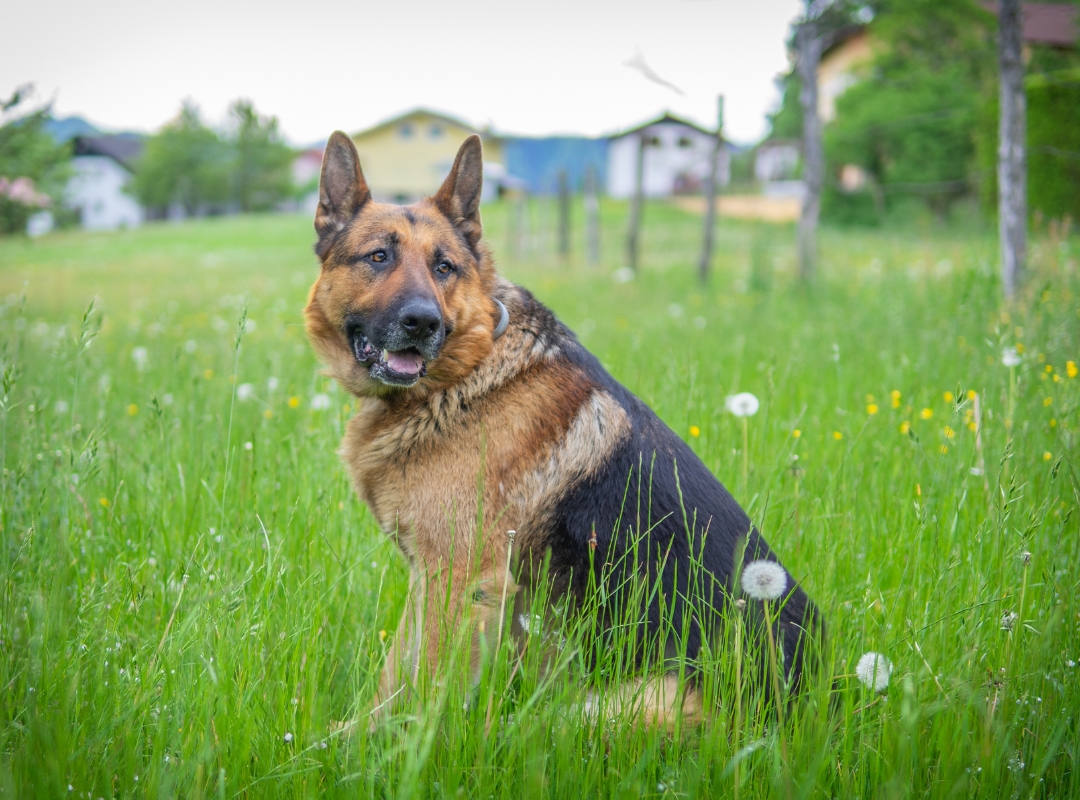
[608, 112, 715, 140]
[352, 108, 481, 139]
[73, 135, 145, 171]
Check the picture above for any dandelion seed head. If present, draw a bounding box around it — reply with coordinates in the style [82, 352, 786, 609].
[236, 383, 254, 402]
[1002, 347, 1021, 368]
[855, 651, 892, 692]
[725, 392, 760, 417]
[131, 346, 149, 370]
[740, 560, 787, 600]
[283, 731, 293, 743]
[310, 393, 332, 410]
[267, 376, 280, 392]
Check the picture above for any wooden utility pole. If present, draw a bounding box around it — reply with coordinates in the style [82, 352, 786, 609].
[698, 95, 724, 284]
[626, 133, 647, 273]
[796, 2, 824, 283]
[584, 165, 600, 266]
[998, 0, 1026, 299]
[557, 170, 571, 260]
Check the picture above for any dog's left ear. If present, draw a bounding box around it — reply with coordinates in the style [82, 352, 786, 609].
[433, 135, 483, 248]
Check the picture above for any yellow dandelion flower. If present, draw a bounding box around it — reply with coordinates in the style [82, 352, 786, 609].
[792, 429, 801, 438]
[1043, 396, 1053, 407]
[900, 421, 911, 435]
[943, 391, 954, 403]
[126, 403, 139, 416]
[1067, 361, 1078, 378]
[203, 368, 214, 380]
[1053, 373, 1061, 383]
[867, 403, 879, 415]
[890, 390, 901, 408]
[915, 483, 922, 496]
[833, 431, 843, 440]
[99, 497, 109, 507]
[940, 445, 949, 454]
[944, 425, 955, 439]
[1050, 418, 1057, 427]
[1044, 451, 1052, 461]
[689, 425, 700, 437]
[288, 396, 300, 409]
[1045, 364, 1054, 373]
[263, 408, 273, 420]
[1016, 343, 1026, 354]
[379, 629, 388, 642]
[920, 407, 933, 420]
[967, 421, 977, 432]
[967, 389, 977, 400]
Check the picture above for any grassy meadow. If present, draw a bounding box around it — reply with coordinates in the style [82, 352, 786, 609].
[0, 200, 1078, 798]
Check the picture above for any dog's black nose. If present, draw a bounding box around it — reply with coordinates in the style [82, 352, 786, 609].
[398, 298, 442, 339]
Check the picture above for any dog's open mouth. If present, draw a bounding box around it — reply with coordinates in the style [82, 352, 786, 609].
[350, 329, 427, 387]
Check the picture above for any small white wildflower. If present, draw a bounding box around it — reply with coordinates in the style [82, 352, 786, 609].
[1066, 659, 1076, 668]
[131, 346, 149, 370]
[243, 441, 253, 451]
[1007, 751, 1025, 772]
[236, 383, 254, 401]
[243, 319, 257, 334]
[283, 732, 294, 744]
[1001, 611, 1019, 631]
[161, 393, 173, 406]
[855, 652, 892, 692]
[667, 303, 683, 318]
[612, 267, 635, 283]
[1020, 551, 1032, 566]
[54, 400, 70, 415]
[740, 560, 787, 600]
[267, 376, 280, 392]
[1001, 347, 1021, 368]
[183, 339, 197, 354]
[725, 392, 760, 417]
[969, 466, 984, 476]
[310, 393, 332, 410]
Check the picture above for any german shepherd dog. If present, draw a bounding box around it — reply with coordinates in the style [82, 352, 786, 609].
[305, 132, 820, 726]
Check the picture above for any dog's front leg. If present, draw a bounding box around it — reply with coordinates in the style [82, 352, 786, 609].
[369, 572, 426, 727]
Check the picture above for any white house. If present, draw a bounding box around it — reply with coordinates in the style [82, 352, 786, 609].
[67, 136, 145, 231]
[606, 113, 729, 199]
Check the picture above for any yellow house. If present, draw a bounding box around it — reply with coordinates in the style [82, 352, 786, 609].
[350, 109, 504, 202]
[817, 27, 875, 123]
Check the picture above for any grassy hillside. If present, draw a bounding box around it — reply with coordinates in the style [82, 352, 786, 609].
[0, 203, 1078, 797]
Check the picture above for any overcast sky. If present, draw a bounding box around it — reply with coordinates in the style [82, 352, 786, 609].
[4, 0, 802, 145]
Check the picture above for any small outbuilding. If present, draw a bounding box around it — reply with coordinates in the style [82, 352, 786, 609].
[68, 135, 145, 231]
[606, 113, 729, 199]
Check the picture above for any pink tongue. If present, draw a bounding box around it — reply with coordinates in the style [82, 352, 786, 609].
[386, 350, 424, 375]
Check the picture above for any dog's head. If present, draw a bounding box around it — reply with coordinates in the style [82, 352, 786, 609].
[304, 132, 501, 397]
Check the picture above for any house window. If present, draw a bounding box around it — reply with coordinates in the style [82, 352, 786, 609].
[399, 123, 413, 139]
[429, 124, 443, 139]
[645, 135, 662, 147]
[678, 136, 693, 148]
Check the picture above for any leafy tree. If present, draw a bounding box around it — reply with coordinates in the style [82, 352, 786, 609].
[133, 102, 230, 215]
[0, 85, 72, 235]
[822, 0, 996, 222]
[228, 100, 294, 212]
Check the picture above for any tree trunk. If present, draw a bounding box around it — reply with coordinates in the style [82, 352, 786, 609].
[796, 13, 823, 283]
[626, 133, 646, 273]
[698, 96, 724, 285]
[998, 0, 1026, 300]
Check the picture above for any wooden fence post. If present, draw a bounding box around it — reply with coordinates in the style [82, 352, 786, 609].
[585, 165, 600, 266]
[698, 95, 724, 284]
[998, 0, 1026, 299]
[626, 133, 647, 272]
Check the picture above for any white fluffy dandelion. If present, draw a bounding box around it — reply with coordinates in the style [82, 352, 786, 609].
[725, 392, 760, 417]
[740, 560, 787, 600]
[1001, 347, 1021, 368]
[310, 393, 332, 410]
[131, 346, 149, 371]
[236, 382, 254, 402]
[855, 651, 892, 692]
[283, 731, 293, 744]
[267, 376, 280, 392]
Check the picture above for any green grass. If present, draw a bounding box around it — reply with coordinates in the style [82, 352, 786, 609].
[0, 201, 1078, 798]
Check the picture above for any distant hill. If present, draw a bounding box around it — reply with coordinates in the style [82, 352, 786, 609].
[44, 116, 101, 143]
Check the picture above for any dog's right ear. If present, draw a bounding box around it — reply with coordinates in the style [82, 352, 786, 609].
[315, 131, 371, 257]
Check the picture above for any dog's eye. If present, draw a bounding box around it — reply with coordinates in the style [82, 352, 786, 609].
[370, 250, 387, 263]
[435, 260, 454, 276]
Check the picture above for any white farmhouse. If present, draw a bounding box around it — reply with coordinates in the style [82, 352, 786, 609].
[606, 113, 729, 199]
[67, 136, 145, 230]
